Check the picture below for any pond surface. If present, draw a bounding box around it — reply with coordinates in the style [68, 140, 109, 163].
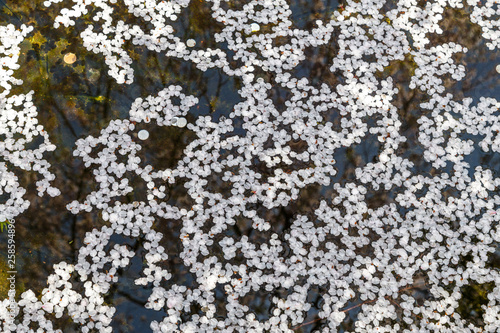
[1, 0, 500, 332]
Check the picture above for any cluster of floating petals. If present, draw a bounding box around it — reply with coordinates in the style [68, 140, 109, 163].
[1, 0, 500, 332]
[0, 24, 60, 222]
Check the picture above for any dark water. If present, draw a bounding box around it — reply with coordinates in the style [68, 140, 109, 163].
[0, 1, 499, 332]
